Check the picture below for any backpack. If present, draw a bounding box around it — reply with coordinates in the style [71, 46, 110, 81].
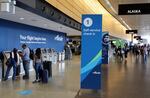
[29, 49, 34, 60]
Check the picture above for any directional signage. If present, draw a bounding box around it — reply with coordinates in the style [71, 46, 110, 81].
[81, 14, 102, 90]
[119, 3, 150, 15]
[126, 30, 138, 34]
[134, 36, 141, 39]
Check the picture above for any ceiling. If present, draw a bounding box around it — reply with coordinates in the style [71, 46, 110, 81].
[99, 0, 150, 37]
[0, 7, 81, 36]
[46, 0, 131, 40]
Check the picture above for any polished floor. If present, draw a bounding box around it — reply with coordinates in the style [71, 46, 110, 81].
[1, 53, 150, 98]
[0, 57, 80, 98]
[77, 53, 150, 98]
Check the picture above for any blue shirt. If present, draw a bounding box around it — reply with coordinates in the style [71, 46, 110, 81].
[22, 47, 30, 61]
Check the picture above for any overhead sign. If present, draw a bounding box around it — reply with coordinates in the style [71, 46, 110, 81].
[126, 30, 138, 34]
[20, 35, 47, 44]
[0, 19, 66, 52]
[134, 36, 141, 39]
[119, 3, 150, 15]
[81, 14, 102, 90]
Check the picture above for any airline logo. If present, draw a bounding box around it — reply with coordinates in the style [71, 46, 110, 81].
[93, 71, 101, 75]
[54, 35, 63, 42]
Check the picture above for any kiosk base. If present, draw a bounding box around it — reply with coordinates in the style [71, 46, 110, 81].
[75, 89, 103, 98]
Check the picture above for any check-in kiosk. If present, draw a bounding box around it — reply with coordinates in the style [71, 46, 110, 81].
[41, 48, 49, 61]
[47, 48, 57, 64]
[41, 48, 52, 77]
[62, 50, 65, 61]
[53, 51, 58, 64]
[57, 50, 65, 62]
[0, 50, 34, 81]
[47, 48, 53, 62]
[58, 52, 62, 62]
[47, 48, 51, 61]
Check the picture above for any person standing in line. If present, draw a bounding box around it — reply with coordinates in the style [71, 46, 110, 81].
[20, 44, 30, 79]
[33, 48, 43, 83]
[4, 48, 19, 81]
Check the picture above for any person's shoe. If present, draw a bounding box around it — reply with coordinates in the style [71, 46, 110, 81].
[23, 75, 29, 80]
[32, 80, 38, 83]
[3, 78, 8, 81]
[12, 78, 17, 81]
[16, 76, 20, 79]
[37, 79, 41, 82]
[22, 75, 26, 79]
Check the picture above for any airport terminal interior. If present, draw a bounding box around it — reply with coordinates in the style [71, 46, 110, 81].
[0, 0, 150, 98]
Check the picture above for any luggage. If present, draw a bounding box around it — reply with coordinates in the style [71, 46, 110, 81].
[43, 61, 52, 77]
[42, 69, 48, 83]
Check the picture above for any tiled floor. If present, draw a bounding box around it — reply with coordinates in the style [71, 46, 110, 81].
[1, 53, 150, 98]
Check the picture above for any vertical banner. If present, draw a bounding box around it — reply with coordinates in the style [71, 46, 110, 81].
[81, 14, 102, 90]
[102, 32, 109, 64]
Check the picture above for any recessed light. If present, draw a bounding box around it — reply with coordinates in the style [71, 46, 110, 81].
[31, 19, 37, 21]
[44, 24, 48, 27]
[19, 17, 24, 20]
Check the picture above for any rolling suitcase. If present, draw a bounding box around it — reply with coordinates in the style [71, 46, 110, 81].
[42, 69, 48, 83]
[43, 61, 52, 77]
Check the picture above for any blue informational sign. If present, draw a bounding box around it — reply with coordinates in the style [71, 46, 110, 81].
[0, 19, 66, 52]
[102, 32, 109, 64]
[81, 15, 102, 90]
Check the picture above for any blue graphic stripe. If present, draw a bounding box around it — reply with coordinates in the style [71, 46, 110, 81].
[81, 50, 102, 81]
[81, 58, 101, 82]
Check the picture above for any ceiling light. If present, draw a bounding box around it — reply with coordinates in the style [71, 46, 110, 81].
[104, 0, 117, 14]
[31, 19, 37, 21]
[103, 0, 132, 30]
[19, 17, 24, 20]
[44, 24, 47, 27]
